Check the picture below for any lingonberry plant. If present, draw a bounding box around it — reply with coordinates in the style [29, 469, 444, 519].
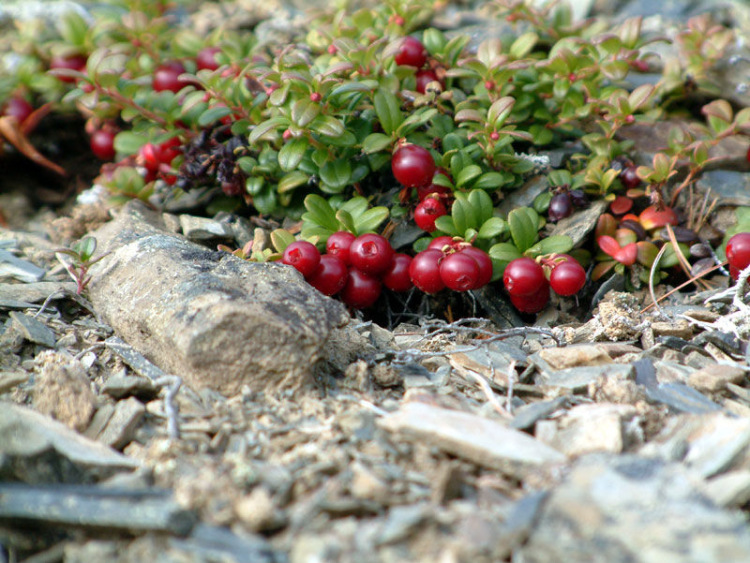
[2, 0, 750, 316]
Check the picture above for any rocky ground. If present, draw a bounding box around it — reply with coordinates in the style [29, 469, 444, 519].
[4, 1, 750, 562]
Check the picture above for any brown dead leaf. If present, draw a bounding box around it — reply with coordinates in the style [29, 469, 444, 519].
[0, 115, 67, 176]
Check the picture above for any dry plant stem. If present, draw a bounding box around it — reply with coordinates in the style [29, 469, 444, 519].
[666, 224, 709, 290]
[155, 375, 182, 440]
[461, 368, 512, 419]
[34, 289, 102, 324]
[506, 360, 517, 415]
[641, 260, 729, 314]
[732, 263, 750, 313]
[648, 244, 670, 320]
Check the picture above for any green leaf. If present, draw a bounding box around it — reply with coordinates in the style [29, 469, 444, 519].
[468, 189, 494, 224]
[249, 116, 289, 143]
[292, 98, 321, 127]
[310, 115, 345, 137]
[472, 172, 505, 190]
[277, 171, 308, 193]
[452, 194, 478, 234]
[319, 159, 352, 192]
[373, 89, 403, 135]
[508, 207, 539, 253]
[525, 235, 574, 257]
[340, 197, 369, 218]
[198, 105, 232, 127]
[434, 215, 459, 236]
[303, 194, 340, 232]
[113, 131, 147, 155]
[354, 207, 389, 235]
[477, 217, 507, 239]
[335, 209, 355, 233]
[455, 164, 482, 188]
[489, 242, 523, 269]
[74, 236, 97, 262]
[628, 84, 654, 111]
[246, 176, 265, 196]
[509, 32, 538, 59]
[270, 229, 296, 253]
[488, 97, 515, 128]
[253, 188, 277, 215]
[422, 28, 447, 54]
[278, 138, 308, 171]
[362, 132, 392, 154]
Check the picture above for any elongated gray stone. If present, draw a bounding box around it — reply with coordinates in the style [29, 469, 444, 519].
[378, 401, 566, 478]
[87, 202, 349, 396]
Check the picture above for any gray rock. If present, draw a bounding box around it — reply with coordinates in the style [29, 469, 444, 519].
[696, 170, 750, 208]
[550, 199, 608, 249]
[683, 414, 750, 479]
[497, 175, 548, 219]
[703, 470, 750, 508]
[0, 281, 76, 306]
[511, 397, 568, 430]
[97, 397, 146, 450]
[10, 311, 57, 348]
[521, 454, 750, 563]
[87, 201, 349, 396]
[179, 214, 234, 241]
[0, 371, 28, 393]
[0, 402, 139, 483]
[378, 401, 566, 478]
[0, 249, 45, 282]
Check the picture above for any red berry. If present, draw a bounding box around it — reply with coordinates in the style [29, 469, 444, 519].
[548, 193, 573, 222]
[326, 231, 357, 265]
[459, 246, 493, 289]
[349, 233, 395, 276]
[415, 69, 440, 94]
[392, 144, 436, 188]
[394, 37, 427, 68]
[428, 236, 455, 252]
[549, 259, 586, 296]
[503, 257, 545, 297]
[439, 252, 480, 292]
[153, 61, 188, 93]
[382, 253, 413, 292]
[90, 129, 117, 160]
[49, 53, 87, 82]
[1, 96, 34, 123]
[282, 241, 321, 279]
[417, 183, 451, 201]
[409, 249, 445, 294]
[414, 197, 447, 232]
[196, 47, 221, 71]
[310, 92, 322, 102]
[726, 232, 750, 272]
[341, 268, 382, 309]
[620, 166, 640, 190]
[159, 137, 181, 164]
[730, 265, 740, 281]
[308, 254, 348, 295]
[140, 143, 162, 173]
[510, 279, 550, 314]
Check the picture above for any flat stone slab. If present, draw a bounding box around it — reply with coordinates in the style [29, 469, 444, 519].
[87, 202, 349, 396]
[378, 401, 566, 478]
[0, 402, 139, 484]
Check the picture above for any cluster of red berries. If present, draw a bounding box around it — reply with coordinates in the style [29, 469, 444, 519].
[391, 144, 452, 231]
[503, 255, 586, 314]
[394, 36, 442, 94]
[409, 237, 493, 293]
[282, 232, 413, 309]
[727, 232, 750, 281]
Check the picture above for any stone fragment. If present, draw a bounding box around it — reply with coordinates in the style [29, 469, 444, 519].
[0, 281, 76, 306]
[651, 320, 693, 339]
[687, 364, 746, 393]
[703, 470, 750, 509]
[450, 340, 528, 385]
[33, 351, 96, 432]
[378, 401, 565, 478]
[510, 397, 568, 430]
[0, 403, 139, 483]
[234, 487, 285, 533]
[0, 249, 45, 282]
[697, 170, 750, 208]
[538, 344, 612, 370]
[84, 404, 115, 440]
[102, 372, 157, 400]
[87, 201, 348, 396]
[375, 503, 431, 545]
[521, 454, 750, 563]
[97, 397, 146, 450]
[538, 365, 634, 393]
[350, 461, 390, 503]
[179, 214, 234, 241]
[0, 371, 28, 393]
[683, 414, 750, 479]
[537, 403, 638, 457]
[550, 199, 608, 248]
[10, 311, 56, 348]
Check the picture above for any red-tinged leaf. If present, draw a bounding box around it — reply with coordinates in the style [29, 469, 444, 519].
[614, 242, 637, 266]
[621, 213, 640, 223]
[0, 116, 66, 176]
[592, 260, 617, 281]
[598, 235, 621, 258]
[609, 195, 633, 215]
[636, 241, 659, 266]
[639, 205, 678, 230]
[595, 213, 618, 239]
[615, 228, 637, 246]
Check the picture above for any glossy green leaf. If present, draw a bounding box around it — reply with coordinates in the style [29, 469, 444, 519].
[362, 132, 392, 154]
[468, 189, 494, 224]
[472, 172, 505, 191]
[434, 215, 459, 236]
[525, 235, 573, 258]
[455, 165, 482, 188]
[354, 207, 389, 235]
[113, 131, 147, 154]
[249, 116, 289, 143]
[303, 194, 340, 232]
[477, 217, 507, 239]
[277, 171, 308, 193]
[508, 207, 539, 253]
[373, 89, 403, 135]
[310, 115, 345, 137]
[198, 105, 232, 127]
[319, 159, 352, 192]
[278, 138, 308, 171]
[270, 229, 296, 253]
